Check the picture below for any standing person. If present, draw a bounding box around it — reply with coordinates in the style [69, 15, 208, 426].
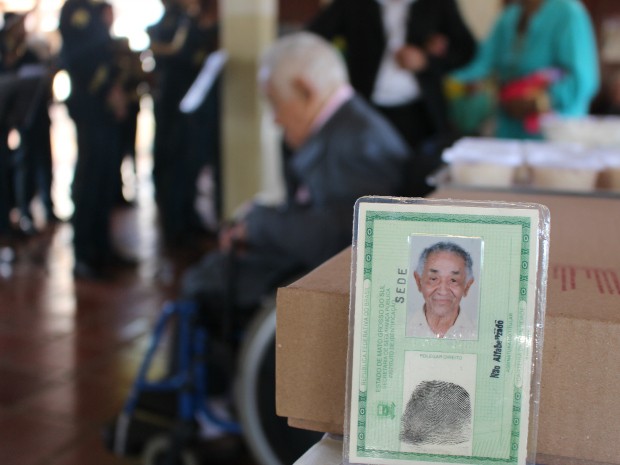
[0, 99, 11, 251]
[147, 0, 187, 214]
[450, 0, 599, 139]
[98, 1, 146, 208]
[0, 14, 23, 239]
[164, 0, 220, 245]
[0, 12, 58, 234]
[147, 0, 207, 247]
[177, 0, 221, 234]
[308, 0, 477, 196]
[59, 0, 135, 279]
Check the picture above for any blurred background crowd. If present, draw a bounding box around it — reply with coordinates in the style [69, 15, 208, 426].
[0, 0, 618, 270]
[0, 0, 223, 274]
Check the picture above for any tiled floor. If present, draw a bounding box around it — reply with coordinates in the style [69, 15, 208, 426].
[0, 102, 256, 465]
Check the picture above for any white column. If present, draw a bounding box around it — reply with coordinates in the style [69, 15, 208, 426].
[221, 0, 283, 219]
[456, 0, 502, 41]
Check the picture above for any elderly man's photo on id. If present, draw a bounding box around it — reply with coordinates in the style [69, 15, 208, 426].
[406, 240, 480, 340]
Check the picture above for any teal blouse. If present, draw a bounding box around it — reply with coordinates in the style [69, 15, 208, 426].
[451, 0, 599, 139]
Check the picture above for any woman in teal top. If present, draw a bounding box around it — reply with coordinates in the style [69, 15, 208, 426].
[451, 0, 599, 139]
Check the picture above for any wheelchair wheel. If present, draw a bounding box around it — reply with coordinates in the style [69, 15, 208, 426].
[235, 299, 323, 465]
[141, 434, 199, 465]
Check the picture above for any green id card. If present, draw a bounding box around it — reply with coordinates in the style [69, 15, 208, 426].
[345, 197, 549, 465]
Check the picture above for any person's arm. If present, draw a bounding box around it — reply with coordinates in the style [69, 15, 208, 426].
[244, 204, 352, 268]
[149, 17, 191, 57]
[546, 3, 599, 115]
[424, 0, 477, 74]
[396, 0, 476, 76]
[450, 9, 510, 83]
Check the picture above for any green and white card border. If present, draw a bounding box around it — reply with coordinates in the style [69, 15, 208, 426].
[344, 197, 550, 465]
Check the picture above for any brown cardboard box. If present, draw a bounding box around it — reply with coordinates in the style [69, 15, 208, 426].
[276, 189, 620, 465]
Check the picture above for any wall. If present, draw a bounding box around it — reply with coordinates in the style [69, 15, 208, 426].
[456, 0, 502, 41]
[221, 0, 284, 217]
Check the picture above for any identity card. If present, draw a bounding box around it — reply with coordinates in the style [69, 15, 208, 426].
[345, 197, 550, 465]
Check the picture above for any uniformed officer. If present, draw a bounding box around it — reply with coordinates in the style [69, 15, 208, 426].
[59, 0, 134, 279]
[0, 122, 11, 248]
[147, 0, 187, 213]
[148, 0, 212, 247]
[97, 1, 147, 208]
[182, 0, 222, 228]
[1, 12, 58, 235]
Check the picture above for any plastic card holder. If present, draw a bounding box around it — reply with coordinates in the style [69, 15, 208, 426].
[344, 196, 550, 465]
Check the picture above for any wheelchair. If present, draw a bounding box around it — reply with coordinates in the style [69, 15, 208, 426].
[104, 297, 322, 465]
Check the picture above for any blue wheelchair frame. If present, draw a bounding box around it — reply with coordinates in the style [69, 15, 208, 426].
[113, 300, 241, 457]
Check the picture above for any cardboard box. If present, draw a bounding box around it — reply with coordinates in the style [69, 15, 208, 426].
[276, 189, 620, 465]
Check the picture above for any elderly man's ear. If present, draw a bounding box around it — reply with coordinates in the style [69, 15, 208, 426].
[292, 76, 316, 102]
[463, 278, 474, 296]
[413, 271, 422, 292]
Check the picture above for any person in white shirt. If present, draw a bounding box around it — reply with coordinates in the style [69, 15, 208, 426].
[309, 0, 476, 196]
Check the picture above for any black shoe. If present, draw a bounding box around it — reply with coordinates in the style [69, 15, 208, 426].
[73, 260, 107, 280]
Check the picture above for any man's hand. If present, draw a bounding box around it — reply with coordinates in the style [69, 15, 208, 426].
[218, 221, 248, 253]
[425, 34, 449, 57]
[395, 45, 428, 72]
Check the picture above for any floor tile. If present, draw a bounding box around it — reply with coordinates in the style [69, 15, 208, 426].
[46, 429, 137, 465]
[0, 412, 80, 465]
[0, 96, 261, 465]
[0, 365, 53, 408]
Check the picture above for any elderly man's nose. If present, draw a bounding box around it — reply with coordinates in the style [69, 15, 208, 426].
[437, 279, 450, 293]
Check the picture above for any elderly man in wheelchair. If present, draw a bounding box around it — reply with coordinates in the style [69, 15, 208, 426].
[108, 32, 411, 465]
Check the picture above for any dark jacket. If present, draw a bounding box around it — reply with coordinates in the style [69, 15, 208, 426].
[308, 0, 476, 132]
[182, 94, 411, 311]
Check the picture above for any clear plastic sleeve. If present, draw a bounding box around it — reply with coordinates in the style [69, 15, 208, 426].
[344, 196, 550, 465]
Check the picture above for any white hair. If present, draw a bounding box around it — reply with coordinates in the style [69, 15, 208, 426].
[258, 32, 349, 100]
[416, 242, 474, 282]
